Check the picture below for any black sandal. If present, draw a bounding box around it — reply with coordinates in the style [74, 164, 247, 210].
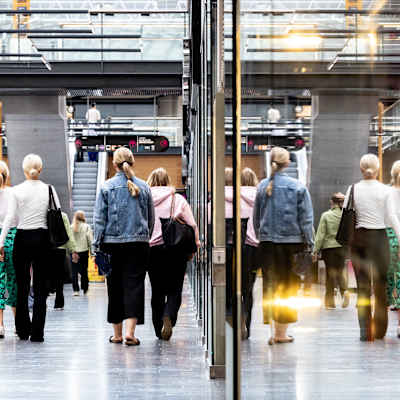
[109, 336, 123, 344]
[124, 337, 140, 346]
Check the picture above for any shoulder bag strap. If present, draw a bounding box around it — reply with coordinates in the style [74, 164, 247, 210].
[348, 184, 355, 210]
[48, 185, 56, 210]
[170, 193, 176, 220]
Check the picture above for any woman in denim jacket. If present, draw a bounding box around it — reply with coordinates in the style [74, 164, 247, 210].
[93, 147, 154, 346]
[253, 147, 313, 345]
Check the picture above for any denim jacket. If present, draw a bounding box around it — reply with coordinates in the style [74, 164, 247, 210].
[93, 172, 155, 248]
[253, 172, 314, 245]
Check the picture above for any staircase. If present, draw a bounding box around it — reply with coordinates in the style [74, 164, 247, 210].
[72, 158, 98, 227]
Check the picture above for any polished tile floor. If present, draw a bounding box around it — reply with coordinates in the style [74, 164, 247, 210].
[1, 277, 400, 400]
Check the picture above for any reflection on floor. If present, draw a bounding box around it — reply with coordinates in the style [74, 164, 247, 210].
[1, 276, 400, 399]
[0, 279, 224, 400]
[243, 277, 400, 400]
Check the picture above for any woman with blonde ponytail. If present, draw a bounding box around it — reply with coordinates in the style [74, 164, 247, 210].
[0, 153, 61, 342]
[385, 160, 400, 338]
[253, 147, 313, 345]
[93, 147, 154, 346]
[344, 153, 390, 341]
[0, 161, 17, 338]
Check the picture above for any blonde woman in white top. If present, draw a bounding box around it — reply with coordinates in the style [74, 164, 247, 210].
[344, 154, 391, 342]
[0, 154, 61, 342]
[70, 210, 93, 296]
[385, 161, 400, 338]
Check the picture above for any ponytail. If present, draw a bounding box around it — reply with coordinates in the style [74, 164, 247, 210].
[266, 161, 278, 197]
[122, 161, 140, 197]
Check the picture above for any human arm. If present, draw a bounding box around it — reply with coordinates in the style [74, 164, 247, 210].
[92, 186, 108, 252]
[86, 224, 94, 257]
[62, 213, 78, 254]
[147, 188, 155, 238]
[252, 186, 262, 241]
[0, 190, 18, 255]
[313, 214, 327, 254]
[298, 186, 314, 247]
[385, 192, 400, 257]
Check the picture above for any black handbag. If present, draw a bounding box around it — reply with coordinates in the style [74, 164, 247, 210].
[47, 185, 69, 248]
[292, 249, 313, 276]
[336, 184, 356, 246]
[160, 194, 197, 255]
[96, 251, 112, 277]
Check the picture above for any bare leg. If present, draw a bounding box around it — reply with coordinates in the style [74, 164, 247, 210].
[397, 310, 400, 338]
[112, 322, 123, 341]
[125, 317, 138, 340]
[0, 309, 3, 327]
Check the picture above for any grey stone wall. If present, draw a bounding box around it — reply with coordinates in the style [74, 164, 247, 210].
[310, 91, 380, 226]
[1, 95, 72, 216]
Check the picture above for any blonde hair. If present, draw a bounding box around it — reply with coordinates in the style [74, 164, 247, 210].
[72, 210, 86, 233]
[147, 167, 172, 187]
[0, 161, 9, 188]
[391, 160, 400, 187]
[360, 154, 379, 179]
[241, 167, 258, 187]
[113, 147, 140, 197]
[22, 153, 42, 180]
[225, 167, 233, 186]
[266, 147, 290, 196]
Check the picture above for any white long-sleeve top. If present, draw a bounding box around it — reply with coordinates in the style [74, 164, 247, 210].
[0, 180, 60, 247]
[385, 187, 400, 241]
[344, 180, 390, 230]
[0, 188, 18, 228]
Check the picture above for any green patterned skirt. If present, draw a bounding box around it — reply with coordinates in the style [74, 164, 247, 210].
[387, 228, 400, 308]
[0, 228, 17, 309]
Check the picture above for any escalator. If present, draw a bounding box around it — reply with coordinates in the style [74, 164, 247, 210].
[72, 156, 98, 226]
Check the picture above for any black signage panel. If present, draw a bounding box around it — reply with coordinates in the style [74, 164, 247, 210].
[224, 134, 306, 153]
[75, 135, 170, 153]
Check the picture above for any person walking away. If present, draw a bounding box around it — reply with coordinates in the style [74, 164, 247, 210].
[384, 160, 400, 338]
[0, 161, 17, 337]
[313, 192, 350, 309]
[86, 103, 101, 162]
[239, 168, 259, 339]
[0, 154, 61, 342]
[253, 147, 313, 345]
[94, 147, 154, 346]
[345, 154, 390, 341]
[51, 212, 79, 310]
[70, 210, 93, 296]
[147, 168, 199, 340]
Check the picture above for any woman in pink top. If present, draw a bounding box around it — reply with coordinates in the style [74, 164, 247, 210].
[224, 167, 260, 339]
[147, 168, 199, 340]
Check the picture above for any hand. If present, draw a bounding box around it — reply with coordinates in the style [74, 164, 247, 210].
[0, 247, 4, 262]
[72, 252, 79, 263]
[187, 253, 195, 261]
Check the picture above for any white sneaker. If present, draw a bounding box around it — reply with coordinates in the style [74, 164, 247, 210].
[73, 292, 80, 297]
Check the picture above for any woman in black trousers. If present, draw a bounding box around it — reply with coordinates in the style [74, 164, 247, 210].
[345, 154, 391, 341]
[0, 154, 61, 342]
[93, 147, 154, 346]
[147, 168, 199, 340]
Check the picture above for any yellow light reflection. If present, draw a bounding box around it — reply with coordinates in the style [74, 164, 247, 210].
[285, 34, 322, 49]
[263, 296, 322, 310]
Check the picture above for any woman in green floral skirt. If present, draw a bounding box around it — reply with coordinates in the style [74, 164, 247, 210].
[0, 161, 18, 338]
[385, 160, 400, 338]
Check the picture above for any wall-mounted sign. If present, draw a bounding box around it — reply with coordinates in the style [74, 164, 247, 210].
[224, 134, 306, 153]
[75, 135, 170, 153]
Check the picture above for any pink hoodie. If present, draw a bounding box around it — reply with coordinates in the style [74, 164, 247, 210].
[150, 186, 200, 248]
[225, 186, 259, 247]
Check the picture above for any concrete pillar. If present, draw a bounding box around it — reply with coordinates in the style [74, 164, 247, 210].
[310, 90, 380, 226]
[1, 95, 72, 216]
[157, 95, 182, 117]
